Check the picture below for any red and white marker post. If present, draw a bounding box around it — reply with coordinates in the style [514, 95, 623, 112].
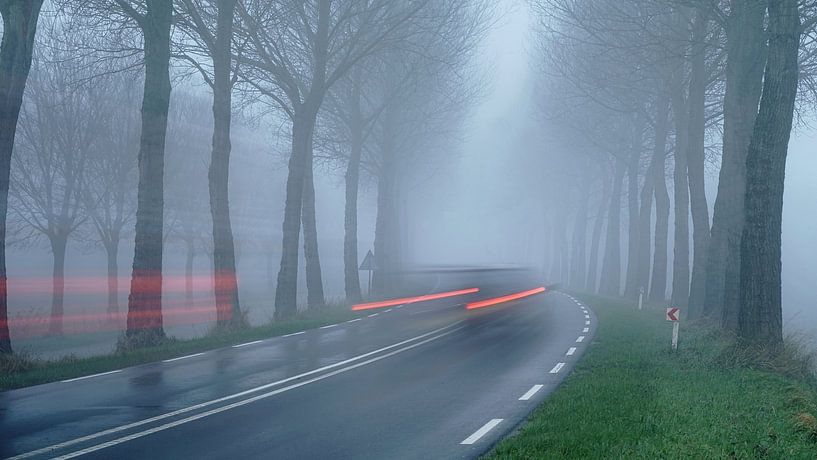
[666, 307, 680, 351]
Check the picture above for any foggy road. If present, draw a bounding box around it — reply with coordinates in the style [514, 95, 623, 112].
[0, 274, 595, 460]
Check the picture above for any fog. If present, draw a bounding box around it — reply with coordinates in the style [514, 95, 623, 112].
[2, 0, 815, 359]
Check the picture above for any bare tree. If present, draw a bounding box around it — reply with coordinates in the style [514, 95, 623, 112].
[0, 0, 44, 353]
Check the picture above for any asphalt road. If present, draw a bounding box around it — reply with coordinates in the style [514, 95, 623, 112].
[1, 270, 596, 459]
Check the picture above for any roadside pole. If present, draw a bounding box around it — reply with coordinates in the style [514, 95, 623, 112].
[638, 286, 644, 311]
[359, 250, 376, 298]
[666, 307, 680, 351]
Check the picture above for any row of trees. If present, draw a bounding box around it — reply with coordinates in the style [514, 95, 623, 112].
[0, 0, 492, 354]
[532, 0, 810, 347]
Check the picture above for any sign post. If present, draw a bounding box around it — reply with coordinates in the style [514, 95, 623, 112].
[359, 250, 376, 297]
[666, 307, 679, 351]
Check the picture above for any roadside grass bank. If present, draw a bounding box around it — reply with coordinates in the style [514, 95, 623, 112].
[489, 293, 817, 459]
[0, 305, 363, 391]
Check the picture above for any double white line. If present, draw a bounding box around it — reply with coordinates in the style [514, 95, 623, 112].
[11, 322, 463, 460]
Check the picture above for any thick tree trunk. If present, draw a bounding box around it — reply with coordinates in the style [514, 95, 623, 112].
[274, 107, 317, 320]
[0, 0, 43, 353]
[624, 149, 640, 299]
[209, 0, 241, 329]
[670, 77, 690, 309]
[372, 150, 399, 295]
[344, 121, 363, 302]
[738, 0, 798, 346]
[126, 0, 173, 345]
[586, 171, 610, 293]
[302, 145, 325, 308]
[649, 90, 671, 303]
[706, 0, 766, 328]
[106, 239, 119, 316]
[686, 10, 711, 320]
[569, 186, 588, 289]
[599, 159, 626, 296]
[47, 235, 67, 336]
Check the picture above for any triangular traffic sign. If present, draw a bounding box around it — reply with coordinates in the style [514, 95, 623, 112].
[359, 250, 376, 271]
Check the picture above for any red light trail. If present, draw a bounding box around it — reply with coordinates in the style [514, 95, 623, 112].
[465, 287, 547, 310]
[352, 287, 480, 311]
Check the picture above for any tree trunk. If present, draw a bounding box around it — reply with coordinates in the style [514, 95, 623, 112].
[705, 0, 766, 328]
[47, 235, 67, 336]
[126, 0, 173, 345]
[586, 170, 610, 293]
[569, 185, 588, 289]
[344, 116, 363, 302]
[670, 76, 690, 309]
[372, 148, 399, 295]
[302, 144, 325, 308]
[624, 144, 642, 299]
[599, 158, 626, 296]
[686, 9, 711, 320]
[106, 239, 119, 316]
[649, 89, 671, 303]
[738, 0, 798, 346]
[185, 240, 195, 306]
[274, 107, 317, 320]
[0, 0, 43, 353]
[635, 160, 654, 299]
[209, 0, 241, 330]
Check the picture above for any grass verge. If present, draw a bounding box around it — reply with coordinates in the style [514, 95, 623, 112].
[0, 306, 363, 391]
[489, 293, 817, 459]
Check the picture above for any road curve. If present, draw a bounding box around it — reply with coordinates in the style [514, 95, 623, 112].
[1, 272, 596, 460]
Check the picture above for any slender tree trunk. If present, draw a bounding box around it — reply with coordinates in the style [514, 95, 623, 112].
[569, 185, 589, 289]
[635, 162, 654, 298]
[600, 159, 626, 296]
[47, 235, 67, 336]
[126, 0, 173, 344]
[649, 89, 671, 303]
[670, 77, 690, 309]
[344, 116, 363, 302]
[302, 144, 325, 308]
[586, 170, 610, 293]
[373, 147, 398, 295]
[706, 0, 766, 327]
[738, 0, 798, 346]
[624, 145, 641, 299]
[686, 10, 711, 320]
[106, 239, 119, 316]
[209, 0, 241, 329]
[0, 0, 44, 353]
[274, 106, 318, 320]
[185, 240, 195, 306]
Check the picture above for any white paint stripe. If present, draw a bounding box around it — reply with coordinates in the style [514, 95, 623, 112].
[162, 353, 205, 363]
[460, 419, 503, 445]
[232, 340, 263, 348]
[584, 314, 590, 319]
[585, 320, 590, 325]
[368, 313, 379, 318]
[576, 336, 585, 343]
[549, 362, 566, 374]
[50, 327, 463, 460]
[347, 318, 362, 323]
[282, 331, 305, 338]
[320, 324, 337, 330]
[583, 327, 589, 333]
[385, 309, 392, 313]
[10, 322, 462, 460]
[566, 347, 576, 356]
[519, 384, 544, 401]
[61, 370, 122, 383]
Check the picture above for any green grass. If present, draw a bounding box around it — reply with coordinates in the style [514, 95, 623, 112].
[0, 306, 363, 391]
[489, 293, 817, 459]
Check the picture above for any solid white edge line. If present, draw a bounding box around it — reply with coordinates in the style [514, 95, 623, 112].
[232, 340, 264, 348]
[549, 362, 565, 374]
[162, 353, 205, 363]
[50, 327, 464, 460]
[461, 419, 503, 445]
[282, 331, 305, 338]
[519, 384, 544, 401]
[61, 370, 122, 383]
[11, 322, 463, 460]
[566, 347, 576, 356]
[576, 336, 585, 343]
[320, 324, 337, 329]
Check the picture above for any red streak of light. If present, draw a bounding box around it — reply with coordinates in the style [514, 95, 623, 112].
[352, 287, 480, 311]
[465, 287, 547, 310]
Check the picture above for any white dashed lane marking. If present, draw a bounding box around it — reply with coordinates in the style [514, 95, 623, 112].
[549, 362, 566, 374]
[461, 419, 504, 445]
[566, 347, 576, 356]
[576, 336, 585, 343]
[519, 384, 544, 401]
